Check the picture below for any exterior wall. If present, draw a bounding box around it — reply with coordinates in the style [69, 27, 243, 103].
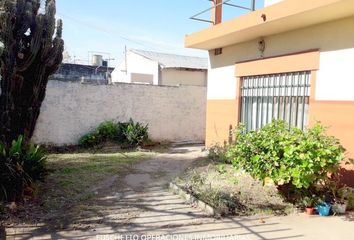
[111, 52, 159, 84]
[33, 80, 206, 145]
[160, 69, 207, 86]
[206, 16, 354, 165]
[50, 63, 113, 83]
[131, 73, 154, 84]
[264, 0, 283, 7]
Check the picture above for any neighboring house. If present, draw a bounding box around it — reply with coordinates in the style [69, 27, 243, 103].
[186, 0, 354, 183]
[51, 63, 114, 84]
[111, 49, 208, 86]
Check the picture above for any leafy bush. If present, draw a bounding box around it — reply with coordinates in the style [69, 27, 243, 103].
[0, 136, 47, 201]
[208, 144, 230, 163]
[79, 121, 118, 148]
[115, 122, 129, 143]
[124, 120, 148, 146]
[79, 119, 149, 148]
[79, 132, 101, 148]
[96, 121, 119, 140]
[226, 120, 344, 195]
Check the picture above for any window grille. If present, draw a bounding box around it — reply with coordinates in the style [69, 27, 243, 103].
[240, 71, 311, 131]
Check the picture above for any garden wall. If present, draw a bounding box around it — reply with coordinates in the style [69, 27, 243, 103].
[32, 80, 207, 145]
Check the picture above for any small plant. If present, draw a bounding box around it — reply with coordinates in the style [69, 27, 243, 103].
[79, 132, 100, 148]
[302, 196, 315, 208]
[346, 189, 354, 210]
[79, 121, 118, 148]
[0, 136, 47, 201]
[208, 144, 230, 163]
[79, 119, 149, 148]
[96, 121, 119, 140]
[23, 143, 47, 182]
[123, 120, 149, 146]
[330, 186, 352, 214]
[115, 122, 129, 142]
[217, 164, 227, 174]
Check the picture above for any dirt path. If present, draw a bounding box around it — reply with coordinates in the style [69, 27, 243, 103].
[5, 145, 354, 240]
[6, 145, 210, 239]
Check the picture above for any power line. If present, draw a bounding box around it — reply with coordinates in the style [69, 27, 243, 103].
[57, 12, 174, 52]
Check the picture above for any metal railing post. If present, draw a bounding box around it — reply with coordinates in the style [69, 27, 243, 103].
[251, 0, 256, 11]
[190, 0, 255, 24]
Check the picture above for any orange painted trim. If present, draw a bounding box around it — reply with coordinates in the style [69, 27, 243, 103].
[205, 99, 238, 147]
[310, 100, 354, 105]
[309, 70, 317, 102]
[308, 100, 354, 183]
[235, 50, 320, 76]
[235, 77, 242, 124]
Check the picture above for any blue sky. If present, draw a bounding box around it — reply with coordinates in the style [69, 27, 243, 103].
[56, 0, 264, 66]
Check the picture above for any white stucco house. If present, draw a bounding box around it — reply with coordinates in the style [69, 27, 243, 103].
[111, 49, 208, 86]
[185, 0, 354, 185]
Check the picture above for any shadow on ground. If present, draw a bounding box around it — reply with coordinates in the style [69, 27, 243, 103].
[3, 145, 320, 240]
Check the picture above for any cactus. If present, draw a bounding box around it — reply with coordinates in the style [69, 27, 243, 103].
[0, 0, 63, 147]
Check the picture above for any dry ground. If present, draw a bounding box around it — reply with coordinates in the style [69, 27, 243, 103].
[2, 145, 354, 240]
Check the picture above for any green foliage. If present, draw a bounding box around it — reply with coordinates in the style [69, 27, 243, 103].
[115, 122, 129, 143]
[97, 121, 119, 140]
[347, 190, 354, 210]
[23, 143, 47, 181]
[300, 194, 320, 208]
[79, 132, 101, 148]
[208, 144, 230, 163]
[227, 120, 345, 193]
[0, 136, 47, 201]
[79, 119, 149, 148]
[79, 121, 119, 148]
[124, 120, 148, 146]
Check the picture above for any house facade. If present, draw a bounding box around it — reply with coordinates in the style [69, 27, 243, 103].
[111, 49, 208, 86]
[186, 0, 354, 183]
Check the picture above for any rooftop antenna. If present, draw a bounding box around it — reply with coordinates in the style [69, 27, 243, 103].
[125, 45, 128, 75]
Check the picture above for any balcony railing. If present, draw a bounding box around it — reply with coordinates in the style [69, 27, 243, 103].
[190, 0, 257, 24]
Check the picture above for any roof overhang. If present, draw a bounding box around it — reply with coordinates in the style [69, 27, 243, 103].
[185, 0, 354, 50]
[162, 67, 207, 71]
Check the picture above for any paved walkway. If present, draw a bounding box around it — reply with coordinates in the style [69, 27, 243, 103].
[6, 146, 354, 239]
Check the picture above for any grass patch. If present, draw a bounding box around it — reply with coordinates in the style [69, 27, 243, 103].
[44, 152, 152, 203]
[1, 150, 154, 229]
[175, 158, 295, 216]
[5, 151, 154, 228]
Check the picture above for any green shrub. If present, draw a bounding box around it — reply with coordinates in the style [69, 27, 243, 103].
[124, 120, 149, 146]
[208, 144, 230, 163]
[79, 132, 101, 148]
[227, 120, 344, 194]
[96, 121, 119, 140]
[115, 122, 129, 143]
[0, 136, 47, 201]
[79, 121, 118, 148]
[79, 119, 149, 148]
[23, 143, 47, 182]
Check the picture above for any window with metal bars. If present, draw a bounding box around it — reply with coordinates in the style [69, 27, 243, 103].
[240, 71, 311, 131]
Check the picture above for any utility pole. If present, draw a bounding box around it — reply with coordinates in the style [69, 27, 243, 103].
[125, 45, 128, 75]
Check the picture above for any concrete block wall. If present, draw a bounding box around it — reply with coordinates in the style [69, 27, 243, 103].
[32, 80, 207, 146]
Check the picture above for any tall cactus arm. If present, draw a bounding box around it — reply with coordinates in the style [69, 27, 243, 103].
[0, 0, 63, 146]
